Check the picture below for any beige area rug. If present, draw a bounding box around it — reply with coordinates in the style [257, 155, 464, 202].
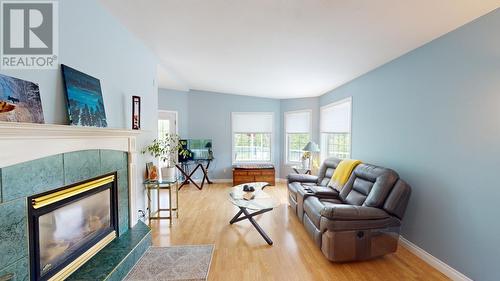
[124, 245, 214, 281]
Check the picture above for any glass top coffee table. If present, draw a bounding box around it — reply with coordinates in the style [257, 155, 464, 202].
[228, 182, 278, 245]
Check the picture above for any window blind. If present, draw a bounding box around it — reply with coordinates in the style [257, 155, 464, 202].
[232, 112, 273, 133]
[285, 111, 311, 133]
[320, 98, 351, 133]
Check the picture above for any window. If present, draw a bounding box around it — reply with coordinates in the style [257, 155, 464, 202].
[320, 97, 352, 160]
[232, 112, 273, 163]
[284, 110, 311, 164]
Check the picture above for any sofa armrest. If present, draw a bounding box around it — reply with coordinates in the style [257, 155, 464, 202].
[287, 174, 318, 184]
[320, 205, 390, 220]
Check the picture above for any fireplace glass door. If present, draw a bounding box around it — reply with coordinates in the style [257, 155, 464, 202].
[28, 174, 119, 281]
[38, 189, 111, 276]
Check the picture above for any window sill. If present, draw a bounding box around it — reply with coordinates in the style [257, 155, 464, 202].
[285, 162, 303, 166]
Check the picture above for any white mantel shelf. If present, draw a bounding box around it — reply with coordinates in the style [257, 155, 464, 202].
[0, 121, 141, 137]
[0, 121, 142, 228]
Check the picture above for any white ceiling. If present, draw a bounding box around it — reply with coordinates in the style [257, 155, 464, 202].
[99, 0, 499, 99]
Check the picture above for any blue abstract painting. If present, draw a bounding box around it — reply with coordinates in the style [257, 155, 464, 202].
[61, 64, 107, 127]
[0, 74, 44, 123]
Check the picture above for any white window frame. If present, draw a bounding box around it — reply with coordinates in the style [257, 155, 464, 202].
[284, 109, 312, 165]
[320, 97, 352, 161]
[231, 112, 274, 164]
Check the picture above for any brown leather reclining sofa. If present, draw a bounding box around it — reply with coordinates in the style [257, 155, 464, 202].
[287, 157, 411, 262]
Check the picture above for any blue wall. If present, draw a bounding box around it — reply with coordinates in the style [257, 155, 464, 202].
[158, 89, 190, 137]
[158, 89, 282, 179]
[320, 9, 500, 281]
[0, 0, 159, 215]
[187, 90, 281, 179]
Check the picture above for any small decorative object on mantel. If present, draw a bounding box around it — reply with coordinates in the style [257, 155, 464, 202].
[132, 95, 141, 130]
[61, 64, 108, 127]
[0, 73, 44, 124]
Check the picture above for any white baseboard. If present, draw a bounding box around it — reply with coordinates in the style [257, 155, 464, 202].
[189, 178, 286, 184]
[399, 237, 472, 281]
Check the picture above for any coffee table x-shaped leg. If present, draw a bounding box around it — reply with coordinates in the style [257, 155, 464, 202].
[229, 207, 274, 245]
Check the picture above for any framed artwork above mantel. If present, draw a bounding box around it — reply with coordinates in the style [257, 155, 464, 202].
[0, 74, 45, 124]
[132, 95, 141, 130]
[61, 64, 108, 128]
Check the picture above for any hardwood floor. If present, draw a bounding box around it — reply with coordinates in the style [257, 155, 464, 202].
[151, 183, 448, 281]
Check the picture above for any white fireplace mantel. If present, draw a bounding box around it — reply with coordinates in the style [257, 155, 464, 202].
[0, 121, 141, 227]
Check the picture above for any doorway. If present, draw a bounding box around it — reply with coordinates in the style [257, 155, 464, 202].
[158, 110, 178, 181]
[158, 110, 178, 138]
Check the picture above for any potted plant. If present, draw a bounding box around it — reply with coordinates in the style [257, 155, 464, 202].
[178, 139, 193, 162]
[142, 133, 185, 181]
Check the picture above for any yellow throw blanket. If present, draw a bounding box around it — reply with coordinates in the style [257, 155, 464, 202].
[328, 159, 362, 191]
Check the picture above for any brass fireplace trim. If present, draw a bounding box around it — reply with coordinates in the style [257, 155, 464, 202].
[47, 231, 117, 281]
[31, 175, 115, 209]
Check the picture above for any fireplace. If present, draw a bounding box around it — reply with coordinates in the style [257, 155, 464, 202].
[27, 173, 119, 281]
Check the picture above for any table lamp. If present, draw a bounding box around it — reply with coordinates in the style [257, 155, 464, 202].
[303, 141, 320, 169]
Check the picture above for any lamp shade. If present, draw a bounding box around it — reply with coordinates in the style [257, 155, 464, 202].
[303, 141, 320, 152]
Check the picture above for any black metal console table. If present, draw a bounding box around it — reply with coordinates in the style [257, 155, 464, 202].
[176, 159, 213, 190]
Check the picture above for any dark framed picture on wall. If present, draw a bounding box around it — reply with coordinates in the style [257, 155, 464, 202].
[132, 95, 141, 130]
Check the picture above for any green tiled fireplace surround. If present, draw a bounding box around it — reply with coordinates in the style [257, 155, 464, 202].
[0, 149, 151, 281]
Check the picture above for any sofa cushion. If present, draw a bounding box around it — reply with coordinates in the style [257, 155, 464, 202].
[339, 164, 399, 207]
[317, 157, 341, 186]
[321, 198, 343, 204]
[303, 197, 343, 228]
[303, 197, 324, 228]
[319, 167, 335, 186]
[383, 179, 411, 219]
[319, 203, 390, 220]
[320, 216, 401, 232]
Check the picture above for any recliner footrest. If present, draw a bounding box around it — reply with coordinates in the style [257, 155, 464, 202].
[321, 226, 400, 262]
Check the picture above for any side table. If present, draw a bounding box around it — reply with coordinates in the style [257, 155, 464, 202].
[143, 179, 179, 226]
[292, 167, 311, 175]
